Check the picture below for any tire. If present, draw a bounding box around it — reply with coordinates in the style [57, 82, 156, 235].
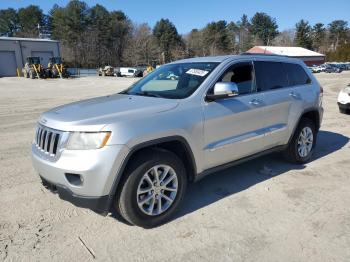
[284, 118, 316, 164]
[52, 70, 58, 78]
[29, 70, 35, 79]
[116, 148, 187, 228]
[339, 107, 348, 114]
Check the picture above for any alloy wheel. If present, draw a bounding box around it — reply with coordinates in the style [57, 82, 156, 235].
[297, 127, 314, 158]
[136, 165, 178, 216]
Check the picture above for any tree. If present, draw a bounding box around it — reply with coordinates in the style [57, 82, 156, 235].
[311, 23, 326, 52]
[227, 21, 239, 53]
[109, 10, 132, 66]
[202, 20, 230, 55]
[236, 14, 253, 52]
[0, 8, 18, 36]
[295, 19, 312, 49]
[89, 4, 111, 66]
[328, 20, 348, 51]
[250, 12, 278, 45]
[17, 5, 44, 37]
[50, 1, 90, 66]
[185, 28, 205, 57]
[272, 29, 295, 46]
[5, 2, 349, 67]
[49, 1, 132, 67]
[124, 23, 159, 66]
[153, 18, 182, 63]
[326, 43, 350, 61]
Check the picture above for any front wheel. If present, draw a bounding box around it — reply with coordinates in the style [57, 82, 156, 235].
[339, 107, 348, 114]
[284, 118, 316, 164]
[116, 148, 187, 228]
[29, 70, 35, 79]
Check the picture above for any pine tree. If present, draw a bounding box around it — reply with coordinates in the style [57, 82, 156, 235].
[295, 20, 313, 49]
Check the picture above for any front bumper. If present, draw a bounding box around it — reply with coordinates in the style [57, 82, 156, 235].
[31, 143, 129, 213]
[40, 176, 110, 214]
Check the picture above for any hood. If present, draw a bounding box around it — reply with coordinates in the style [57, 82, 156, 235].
[39, 94, 179, 131]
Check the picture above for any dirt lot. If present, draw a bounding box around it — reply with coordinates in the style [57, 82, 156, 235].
[1, 73, 350, 262]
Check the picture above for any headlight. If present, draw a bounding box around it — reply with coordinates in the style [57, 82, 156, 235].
[66, 132, 111, 150]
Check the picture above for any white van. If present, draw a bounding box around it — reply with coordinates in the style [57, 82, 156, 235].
[118, 67, 137, 77]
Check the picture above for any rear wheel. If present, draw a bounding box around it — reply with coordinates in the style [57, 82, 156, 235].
[284, 118, 316, 164]
[116, 148, 187, 228]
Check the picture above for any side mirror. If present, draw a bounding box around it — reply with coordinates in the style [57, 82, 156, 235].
[206, 82, 239, 101]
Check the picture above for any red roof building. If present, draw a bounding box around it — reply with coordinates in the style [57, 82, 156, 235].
[247, 46, 325, 66]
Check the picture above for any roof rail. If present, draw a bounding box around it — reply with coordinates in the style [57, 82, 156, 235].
[240, 52, 288, 57]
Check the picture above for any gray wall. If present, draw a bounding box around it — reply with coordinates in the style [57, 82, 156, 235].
[0, 38, 60, 77]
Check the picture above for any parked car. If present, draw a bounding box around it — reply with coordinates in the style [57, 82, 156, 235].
[338, 64, 347, 71]
[117, 67, 143, 77]
[324, 64, 342, 73]
[318, 64, 327, 72]
[338, 84, 350, 114]
[31, 54, 323, 228]
[309, 65, 322, 73]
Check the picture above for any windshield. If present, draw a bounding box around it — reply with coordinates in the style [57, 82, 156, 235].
[29, 57, 40, 64]
[121, 62, 219, 99]
[53, 57, 62, 64]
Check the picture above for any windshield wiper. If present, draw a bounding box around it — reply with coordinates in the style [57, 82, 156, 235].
[132, 91, 163, 98]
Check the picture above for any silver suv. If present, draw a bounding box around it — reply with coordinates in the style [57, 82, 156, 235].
[31, 54, 323, 228]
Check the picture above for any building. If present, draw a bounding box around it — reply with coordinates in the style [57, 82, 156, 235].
[0, 37, 61, 77]
[247, 46, 325, 66]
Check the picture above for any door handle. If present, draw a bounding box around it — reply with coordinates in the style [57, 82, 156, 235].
[249, 98, 262, 106]
[289, 92, 298, 98]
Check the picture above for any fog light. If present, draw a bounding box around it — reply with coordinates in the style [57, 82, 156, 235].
[65, 173, 83, 186]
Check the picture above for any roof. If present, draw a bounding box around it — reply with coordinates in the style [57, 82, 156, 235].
[172, 53, 302, 64]
[172, 55, 235, 63]
[247, 46, 325, 57]
[0, 37, 59, 43]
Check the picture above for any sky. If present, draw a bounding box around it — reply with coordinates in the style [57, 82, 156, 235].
[1, 0, 349, 34]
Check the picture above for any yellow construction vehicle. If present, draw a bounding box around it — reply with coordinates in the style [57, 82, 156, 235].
[143, 65, 154, 76]
[98, 65, 115, 76]
[46, 57, 69, 78]
[22, 57, 46, 79]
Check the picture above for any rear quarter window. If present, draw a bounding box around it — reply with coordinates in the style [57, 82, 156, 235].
[283, 63, 311, 86]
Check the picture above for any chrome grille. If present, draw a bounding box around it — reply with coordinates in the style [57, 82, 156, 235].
[35, 125, 61, 156]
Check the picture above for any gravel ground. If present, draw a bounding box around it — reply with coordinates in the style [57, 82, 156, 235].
[0, 73, 350, 262]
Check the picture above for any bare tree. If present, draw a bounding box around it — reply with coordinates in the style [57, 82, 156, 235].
[272, 29, 295, 46]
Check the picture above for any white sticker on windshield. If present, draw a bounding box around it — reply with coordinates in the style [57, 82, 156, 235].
[186, 68, 209, 77]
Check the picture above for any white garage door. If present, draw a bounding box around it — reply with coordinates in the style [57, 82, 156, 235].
[0, 51, 17, 77]
[31, 51, 53, 67]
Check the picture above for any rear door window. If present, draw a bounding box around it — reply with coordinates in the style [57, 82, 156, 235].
[283, 63, 311, 86]
[254, 61, 289, 92]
